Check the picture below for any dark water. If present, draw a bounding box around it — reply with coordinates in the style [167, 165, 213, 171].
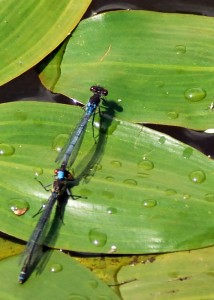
[0, 0, 213, 157]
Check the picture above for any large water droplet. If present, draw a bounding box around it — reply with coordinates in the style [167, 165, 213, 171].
[123, 179, 137, 186]
[184, 88, 206, 102]
[0, 144, 15, 156]
[189, 170, 206, 183]
[33, 167, 43, 177]
[110, 160, 122, 167]
[166, 111, 179, 119]
[88, 228, 107, 247]
[50, 263, 63, 273]
[204, 193, 214, 202]
[182, 147, 193, 159]
[175, 45, 186, 54]
[138, 159, 154, 170]
[142, 199, 157, 208]
[9, 199, 29, 216]
[52, 134, 69, 153]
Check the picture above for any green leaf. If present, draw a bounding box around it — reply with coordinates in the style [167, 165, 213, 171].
[0, 0, 91, 85]
[50, 10, 214, 130]
[0, 250, 120, 300]
[0, 101, 214, 254]
[118, 247, 214, 300]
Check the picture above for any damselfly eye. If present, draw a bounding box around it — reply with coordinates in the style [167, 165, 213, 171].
[90, 86, 97, 93]
[102, 89, 108, 96]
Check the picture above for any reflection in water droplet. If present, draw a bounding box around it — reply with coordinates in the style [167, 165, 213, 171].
[184, 87, 206, 102]
[33, 167, 43, 176]
[165, 189, 177, 195]
[142, 199, 157, 207]
[0, 144, 15, 156]
[110, 160, 122, 167]
[88, 228, 107, 247]
[50, 263, 63, 273]
[138, 159, 154, 170]
[189, 170, 206, 183]
[102, 191, 114, 199]
[107, 207, 117, 214]
[159, 136, 166, 144]
[69, 294, 89, 300]
[182, 147, 193, 159]
[204, 193, 214, 202]
[9, 199, 29, 216]
[123, 179, 137, 186]
[166, 111, 179, 119]
[183, 194, 191, 200]
[52, 133, 69, 152]
[175, 45, 186, 54]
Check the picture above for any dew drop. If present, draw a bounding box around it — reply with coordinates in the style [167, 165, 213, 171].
[69, 294, 89, 300]
[123, 179, 137, 186]
[50, 263, 63, 273]
[175, 45, 186, 54]
[0, 144, 15, 156]
[105, 176, 115, 182]
[184, 87, 206, 102]
[204, 193, 214, 202]
[183, 194, 191, 200]
[107, 207, 117, 214]
[142, 199, 157, 208]
[166, 111, 179, 119]
[9, 199, 29, 216]
[33, 167, 43, 177]
[110, 160, 122, 167]
[108, 245, 117, 253]
[52, 133, 69, 153]
[102, 191, 114, 199]
[138, 159, 154, 170]
[189, 170, 206, 183]
[158, 136, 166, 144]
[182, 147, 193, 159]
[88, 228, 107, 247]
[88, 279, 98, 288]
[165, 189, 177, 196]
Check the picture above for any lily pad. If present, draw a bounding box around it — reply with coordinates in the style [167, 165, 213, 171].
[0, 101, 214, 254]
[47, 10, 214, 129]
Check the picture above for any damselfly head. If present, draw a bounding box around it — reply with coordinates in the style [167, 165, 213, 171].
[90, 85, 108, 96]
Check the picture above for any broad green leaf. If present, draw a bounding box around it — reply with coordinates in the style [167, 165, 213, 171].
[0, 101, 214, 254]
[118, 247, 214, 300]
[0, 250, 120, 300]
[50, 10, 214, 130]
[0, 0, 91, 85]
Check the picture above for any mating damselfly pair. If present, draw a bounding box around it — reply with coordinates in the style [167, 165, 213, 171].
[19, 86, 108, 284]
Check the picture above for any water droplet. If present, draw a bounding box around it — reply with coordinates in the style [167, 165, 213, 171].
[182, 147, 193, 159]
[105, 176, 115, 182]
[88, 228, 107, 247]
[165, 189, 177, 196]
[138, 159, 154, 170]
[184, 87, 206, 102]
[9, 199, 29, 216]
[166, 111, 179, 119]
[0, 144, 15, 156]
[108, 245, 117, 253]
[204, 193, 214, 202]
[91, 163, 102, 172]
[123, 179, 137, 186]
[79, 188, 92, 197]
[33, 167, 43, 176]
[183, 194, 191, 200]
[69, 294, 89, 300]
[102, 191, 114, 199]
[107, 207, 117, 214]
[52, 134, 69, 152]
[158, 136, 166, 144]
[189, 170, 206, 183]
[88, 279, 98, 288]
[110, 160, 122, 167]
[142, 199, 157, 208]
[50, 263, 63, 273]
[175, 45, 186, 54]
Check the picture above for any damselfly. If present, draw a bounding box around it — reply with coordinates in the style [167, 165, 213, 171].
[55, 85, 108, 168]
